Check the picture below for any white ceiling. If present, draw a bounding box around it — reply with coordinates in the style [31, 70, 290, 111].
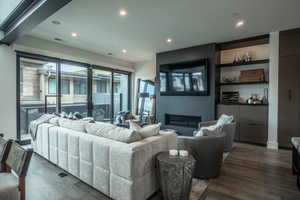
[28, 0, 300, 63]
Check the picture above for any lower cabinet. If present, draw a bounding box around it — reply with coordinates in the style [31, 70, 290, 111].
[217, 104, 268, 145]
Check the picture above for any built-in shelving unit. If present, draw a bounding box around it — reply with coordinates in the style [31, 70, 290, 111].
[215, 35, 270, 146]
[216, 59, 269, 68]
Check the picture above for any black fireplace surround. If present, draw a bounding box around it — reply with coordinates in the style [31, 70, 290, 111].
[165, 114, 201, 128]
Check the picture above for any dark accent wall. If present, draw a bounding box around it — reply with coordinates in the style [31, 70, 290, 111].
[156, 44, 217, 135]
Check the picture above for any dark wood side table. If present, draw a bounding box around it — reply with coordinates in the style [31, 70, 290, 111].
[156, 152, 196, 200]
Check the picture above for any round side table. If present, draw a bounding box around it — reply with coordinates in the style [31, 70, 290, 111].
[156, 152, 195, 200]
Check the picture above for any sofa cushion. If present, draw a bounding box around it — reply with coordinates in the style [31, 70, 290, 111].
[49, 117, 60, 126]
[95, 127, 142, 143]
[58, 118, 88, 132]
[129, 121, 161, 138]
[0, 173, 19, 200]
[85, 122, 116, 135]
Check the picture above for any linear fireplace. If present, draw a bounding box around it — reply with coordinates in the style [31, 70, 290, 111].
[165, 114, 202, 128]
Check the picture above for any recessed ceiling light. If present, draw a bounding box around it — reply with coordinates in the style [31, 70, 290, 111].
[51, 20, 61, 25]
[54, 38, 63, 42]
[119, 9, 127, 16]
[236, 20, 244, 27]
[122, 49, 127, 53]
[71, 32, 78, 37]
[166, 38, 172, 43]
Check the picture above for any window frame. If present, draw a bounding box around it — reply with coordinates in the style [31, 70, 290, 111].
[16, 51, 132, 143]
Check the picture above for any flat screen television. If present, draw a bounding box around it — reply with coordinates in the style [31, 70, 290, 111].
[159, 59, 209, 96]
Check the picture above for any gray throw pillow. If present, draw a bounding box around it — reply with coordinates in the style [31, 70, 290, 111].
[129, 121, 161, 138]
[58, 118, 88, 132]
[49, 117, 60, 126]
[85, 122, 115, 135]
[95, 126, 142, 143]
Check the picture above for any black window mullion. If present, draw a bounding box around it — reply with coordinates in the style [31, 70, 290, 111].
[128, 73, 132, 111]
[111, 71, 114, 123]
[87, 66, 93, 117]
[56, 60, 61, 113]
[16, 54, 21, 142]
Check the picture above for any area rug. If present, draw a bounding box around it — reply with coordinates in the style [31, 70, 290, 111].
[189, 152, 230, 200]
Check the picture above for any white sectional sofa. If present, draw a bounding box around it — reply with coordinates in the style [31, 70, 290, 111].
[32, 120, 177, 200]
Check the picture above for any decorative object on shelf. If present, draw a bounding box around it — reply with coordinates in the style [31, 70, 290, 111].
[262, 88, 269, 104]
[156, 152, 196, 200]
[245, 52, 252, 62]
[217, 59, 269, 68]
[222, 77, 237, 83]
[233, 52, 252, 64]
[246, 94, 263, 104]
[240, 69, 265, 82]
[222, 91, 239, 104]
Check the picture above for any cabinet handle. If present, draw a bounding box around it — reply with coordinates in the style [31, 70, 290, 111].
[248, 123, 258, 126]
[288, 89, 292, 101]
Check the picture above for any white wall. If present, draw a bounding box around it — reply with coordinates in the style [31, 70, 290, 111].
[0, 45, 16, 139]
[267, 32, 279, 150]
[15, 36, 135, 72]
[133, 59, 156, 113]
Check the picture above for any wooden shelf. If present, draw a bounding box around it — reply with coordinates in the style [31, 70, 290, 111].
[217, 59, 269, 68]
[218, 103, 268, 106]
[220, 81, 269, 86]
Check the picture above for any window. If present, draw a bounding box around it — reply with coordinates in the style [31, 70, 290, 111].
[48, 78, 56, 94]
[62, 79, 70, 94]
[96, 80, 108, 93]
[48, 78, 70, 94]
[74, 79, 87, 95]
[114, 82, 120, 93]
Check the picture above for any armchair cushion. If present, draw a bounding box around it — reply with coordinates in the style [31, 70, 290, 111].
[0, 173, 19, 200]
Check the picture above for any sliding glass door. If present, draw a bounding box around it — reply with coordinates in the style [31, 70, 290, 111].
[92, 69, 112, 122]
[113, 72, 130, 120]
[17, 52, 131, 143]
[19, 56, 58, 141]
[60, 62, 88, 117]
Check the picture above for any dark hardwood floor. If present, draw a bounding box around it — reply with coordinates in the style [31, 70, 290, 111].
[24, 143, 299, 200]
[206, 143, 300, 200]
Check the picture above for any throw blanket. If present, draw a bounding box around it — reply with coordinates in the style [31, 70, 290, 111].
[29, 114, 55, 140]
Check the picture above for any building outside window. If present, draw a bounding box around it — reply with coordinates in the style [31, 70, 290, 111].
[48, 78, 70, 94]
[74, 79, 87, 95]
[96, 79, 108, 93]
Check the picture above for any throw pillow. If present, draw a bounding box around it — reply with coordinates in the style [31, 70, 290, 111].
[49, 117, 60, 126]
[85, 122, 116, 135]
[95, 127, 142, 143]
[129, 121, 161, 138]
[58, 118, 89, 132]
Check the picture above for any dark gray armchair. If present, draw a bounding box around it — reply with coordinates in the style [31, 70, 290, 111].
[199, 121, 236, 152]
[177, 133, 225, 179]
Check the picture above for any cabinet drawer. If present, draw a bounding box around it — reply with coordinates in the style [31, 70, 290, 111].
[217, 105, 239, 120]
[239, 106, 268, 124]
[239, 122, 268, 144]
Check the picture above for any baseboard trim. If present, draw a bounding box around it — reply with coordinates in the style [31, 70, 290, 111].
[267, 141, 278, 150]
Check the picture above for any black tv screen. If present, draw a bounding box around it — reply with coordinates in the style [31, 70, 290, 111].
[159, 59, 209, 96]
